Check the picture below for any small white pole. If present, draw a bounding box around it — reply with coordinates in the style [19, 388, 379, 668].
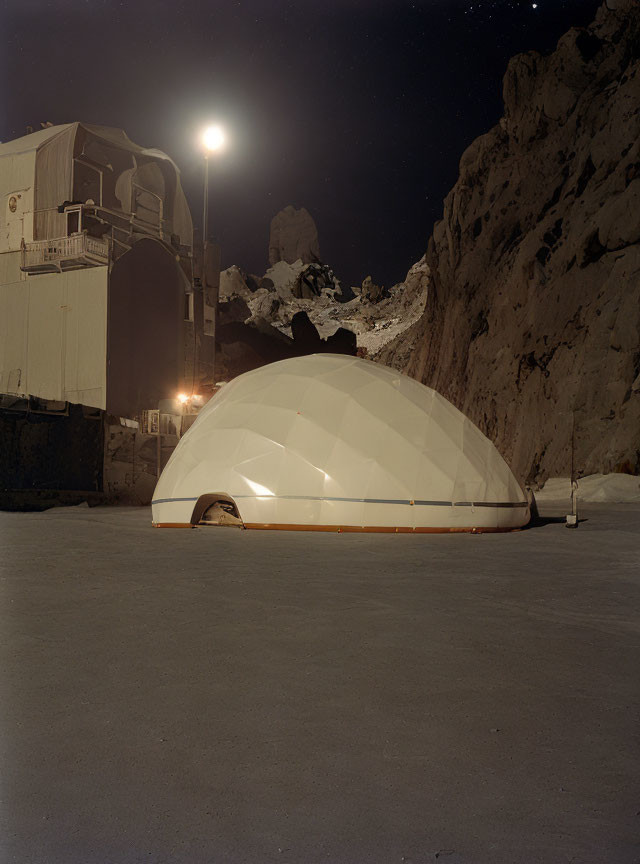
[566, 411, 578, 528]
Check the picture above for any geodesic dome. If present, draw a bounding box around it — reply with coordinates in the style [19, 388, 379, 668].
[151, 354, 529, 532]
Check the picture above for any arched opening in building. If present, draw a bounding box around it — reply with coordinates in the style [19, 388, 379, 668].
[107, 238, 185, 418]
[191, 493, 244, 528]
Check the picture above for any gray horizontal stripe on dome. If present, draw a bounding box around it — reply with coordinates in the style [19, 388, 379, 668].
[152, 495, 527, 509]
[450, 501, 529, 509]
[233, 495, 528, 509]
[152, 497, 199, 505]
[232, 494, 439, 506]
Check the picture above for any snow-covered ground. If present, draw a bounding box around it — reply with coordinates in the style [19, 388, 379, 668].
[1, 502, 639, 864]
[535, 473, 640, 503]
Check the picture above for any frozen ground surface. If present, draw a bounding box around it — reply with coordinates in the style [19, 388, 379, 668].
[535, 473, 640, 503]
[1, 503, 639, 864]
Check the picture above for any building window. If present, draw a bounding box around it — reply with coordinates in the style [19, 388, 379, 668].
[184, 292, 194, 322]
[73, 160, 102, 206]
[66, 207, 81, 235]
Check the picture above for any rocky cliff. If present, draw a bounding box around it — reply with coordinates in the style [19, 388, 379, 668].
[268, 206, 321, 266]
[218, 201, 430, 376]
[219, 255, 428, 361]
[380, 0, 640, 485]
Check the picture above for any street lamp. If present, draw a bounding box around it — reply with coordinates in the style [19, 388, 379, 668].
[202, 124, 225, 153]
[201, 125, 225, 244]
[200, 124, 226, 391]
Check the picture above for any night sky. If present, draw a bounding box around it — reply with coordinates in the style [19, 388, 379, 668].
[3, 0, 602, 287]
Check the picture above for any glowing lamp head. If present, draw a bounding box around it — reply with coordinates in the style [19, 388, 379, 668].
[177, 393, 189, 404]
[202, 125, 225, 153]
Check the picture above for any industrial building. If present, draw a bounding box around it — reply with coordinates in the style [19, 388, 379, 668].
[0, 123, 218, 508]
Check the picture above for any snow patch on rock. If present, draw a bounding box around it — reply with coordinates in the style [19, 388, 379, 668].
[219, 254, 429, 357]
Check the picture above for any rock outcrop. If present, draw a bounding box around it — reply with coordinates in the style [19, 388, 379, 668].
[268, 206, 321, 266]
[219, 254, 428, 360]
[220, 207, 429, 363]
[380, 0, 640, 485]
[216, 258, 362, 379]
[359, 275, 387, 303]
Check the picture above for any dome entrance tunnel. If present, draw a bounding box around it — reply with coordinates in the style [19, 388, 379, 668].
[192, 494, 243, 528]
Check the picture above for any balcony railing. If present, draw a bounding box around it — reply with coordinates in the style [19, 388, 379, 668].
[21, 233, 109, 274]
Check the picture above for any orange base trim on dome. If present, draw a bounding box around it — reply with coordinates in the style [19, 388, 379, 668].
[244, 523, 520, 533]
[152, 522, 195, 528]
[153, 522, 522, 533]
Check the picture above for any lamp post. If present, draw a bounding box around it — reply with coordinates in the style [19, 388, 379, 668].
[201, 124, 225, 389]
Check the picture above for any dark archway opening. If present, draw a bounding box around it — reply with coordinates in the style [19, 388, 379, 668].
[191, 493, 244, 528]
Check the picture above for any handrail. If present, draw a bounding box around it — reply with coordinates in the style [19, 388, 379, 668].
[21, 232, 109, 273]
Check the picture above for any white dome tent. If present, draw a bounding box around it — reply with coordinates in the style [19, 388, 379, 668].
[152, 355, 529, 532]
